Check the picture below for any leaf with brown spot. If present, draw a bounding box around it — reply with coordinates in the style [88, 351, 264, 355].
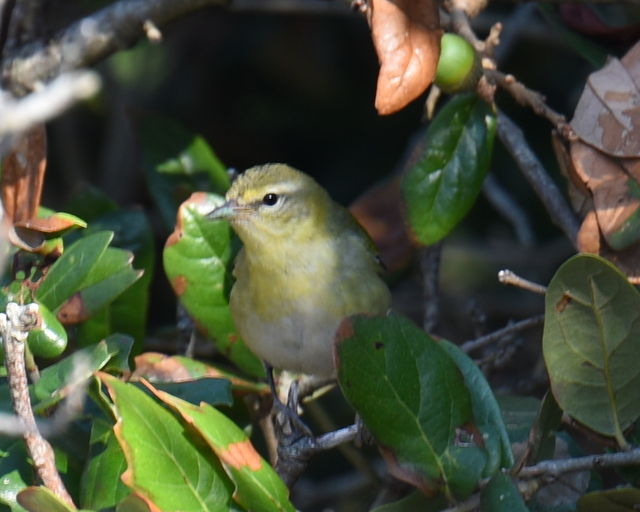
[146, 380, 295, 512]
[100, 373, 234, 512]
[571, 41, 640, 158]
[369, 0, 441, 115]
[130, 352, 268, 395]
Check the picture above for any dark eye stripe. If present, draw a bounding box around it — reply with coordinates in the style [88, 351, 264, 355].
[262, 193, 278, 206]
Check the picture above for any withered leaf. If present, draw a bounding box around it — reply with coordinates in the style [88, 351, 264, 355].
[370, 0, 441, 115]
[571, 41, 640, 157]
[570, 140, 640, 251]
[1, 125, 47, 223]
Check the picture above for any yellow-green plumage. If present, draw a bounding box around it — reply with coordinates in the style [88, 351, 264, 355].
[210, 164, 391, 377]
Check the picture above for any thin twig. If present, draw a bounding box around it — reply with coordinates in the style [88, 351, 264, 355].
[497, 111, 580, 248]
[420, 243, 442, 333]
[482, 174, 534, 246]
[1, 302, 74, 506]
[2, 0, 230, 93]
[461, 314, 544, 354]
[498, 269, 547, 295]
[518, 448, 640, 479]
[0, 70, 100, 155]
[487, 69, 575, 139]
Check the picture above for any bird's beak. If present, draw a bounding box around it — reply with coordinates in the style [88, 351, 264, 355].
[206, 199, 239, 220]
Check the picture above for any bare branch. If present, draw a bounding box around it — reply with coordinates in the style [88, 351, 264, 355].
[1, 302, 74, 507]
[2, 0, 229, 93]
[518, 448, 640, 479]
[488, 69, 575, 139]
[0, 70, 100, 153]
[461, 314, 544, 353]
[482, 174, 534, 246]
[497, 111, 580, 247]
[498, 269, 547, 295]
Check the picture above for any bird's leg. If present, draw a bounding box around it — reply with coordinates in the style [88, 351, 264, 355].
[265, 364, 313, 441]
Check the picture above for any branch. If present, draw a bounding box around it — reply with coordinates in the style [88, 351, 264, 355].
[496, 111, 580, 248]
[460, 314, 544, 354]
[498, 269, 547, 295]
[1, 302, 74, 507]
[0, 70, 100, 154]
[2, 0, 229, 93]
[487, 69, 575, 139]
[482, 174, 534, 246]
[518, 448, 640, 479]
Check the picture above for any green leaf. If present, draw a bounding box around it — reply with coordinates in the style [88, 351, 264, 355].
[16, 487, 75, 512]
[26, 303, 67, 359]
[146, 379, 233, 407]
[336, 313, 486, 499]
[33, 335, 133, 409]
[140, 115, 230, 230]
[101, 374, 233, 511]
[440, 340, 514, 474]
[578, 487, 640, 512]
[150, 383, 295, 512]
[480, 473, 528, 512]
[75, 209, 155, 349]
[401, 93, 496, 245]
[80, 420, 128, 510]
[526, 391, 562, 465]
[543, 254, 640, 446]
[35, 231, 113, 311]
[163, 193, 264, 377]
[0, 441, 30, 512]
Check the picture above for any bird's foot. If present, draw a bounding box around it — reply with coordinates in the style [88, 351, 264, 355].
[272, 379, 313, 443]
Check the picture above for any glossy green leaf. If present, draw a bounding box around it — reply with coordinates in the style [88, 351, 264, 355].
[543, 254, 640, 446]
[33, 335, 132, 410]
[163, 193, 263, 377]
[146, 379, 233, 407]
[140, 115, 230, 229]
[151, 383, 294, 512]
[101, 374, 233, 511]
[336, 313, 486, 498]
[76, 209, 155, 349]
[16, 487, 76, 512]
[74, 247, 142, 318]
[0, 441, 30, 512]
[480, 473, 528, 512]
[578, 487, 640, 512]
[80, 421, 128, 510]
[35, 231, 113, 312]
[401, 93, 496, 245]
[26, 303, 67, 359]
[440, 340, 514, 474]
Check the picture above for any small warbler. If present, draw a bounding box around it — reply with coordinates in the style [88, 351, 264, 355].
[208, 164, 391, 378]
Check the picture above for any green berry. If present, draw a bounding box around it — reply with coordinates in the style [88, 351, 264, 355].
[435, 33, 481, 93]
[27, 303, 68, 359]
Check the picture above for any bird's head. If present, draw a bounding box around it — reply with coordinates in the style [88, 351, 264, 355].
[207, 164, 330, 246]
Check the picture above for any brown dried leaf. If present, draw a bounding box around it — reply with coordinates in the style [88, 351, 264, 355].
[571, 41, 640, 157]
[349, 176, 415, 273]
[1, 125, 47, 223]
[370, 0, 441, 115]
[570, 140, 640, 251]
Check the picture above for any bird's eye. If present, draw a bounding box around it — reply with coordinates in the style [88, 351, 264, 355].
[262, 193, 279, 206]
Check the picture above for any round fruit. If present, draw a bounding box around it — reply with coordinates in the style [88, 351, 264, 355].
[435, 33, 481, 93]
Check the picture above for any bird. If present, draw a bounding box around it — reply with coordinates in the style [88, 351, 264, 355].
[207, 164, 391, 379]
